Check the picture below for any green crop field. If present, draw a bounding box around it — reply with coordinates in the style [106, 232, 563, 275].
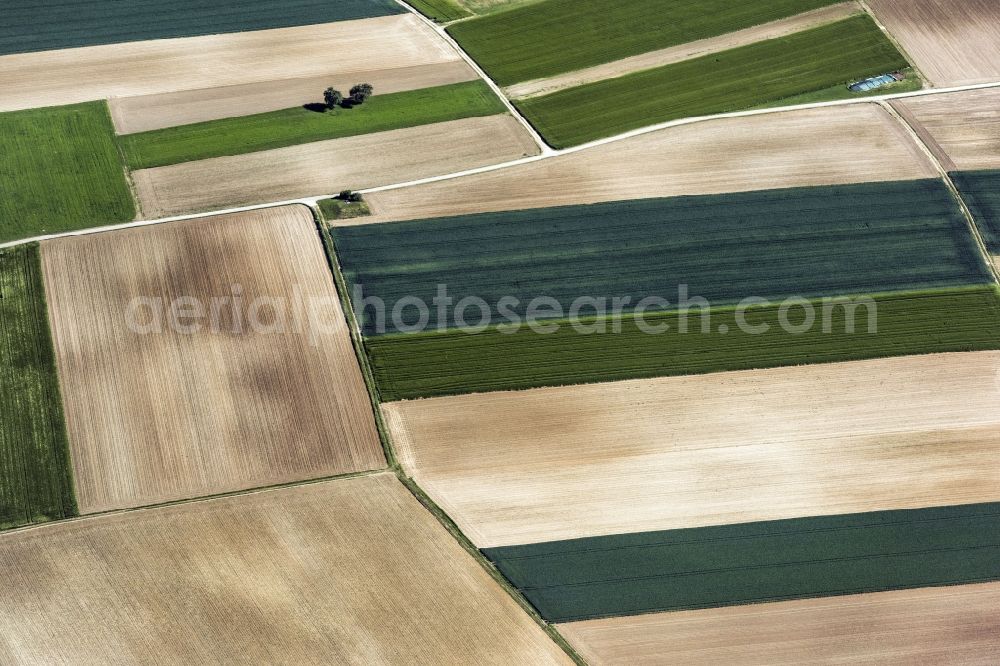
[1, 0, 404, 55]
[952, 170, 1000, 254]
[516, 15, 909, 148]
[408, 0, 471, 22]
[0, 102, 135, 244]
[121, 81, 507, 169]
[366, 287, 1000, 400]
[0, 244, 77, 530]
[447, 0, 839, 85]
[485, 503, 1000, 621]
[335, 180, 988, 336]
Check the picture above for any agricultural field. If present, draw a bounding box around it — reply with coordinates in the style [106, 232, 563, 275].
[0, 474, 571, 664]
[368, 287, 1000, 399]
[866, 0, 1000, 87]
[953, 170, 1000, 254]
[0, 0, 403, 55]
[40, 206, 384, 513]
[0, 102, 134, 244]
[111, 61, 476, 134]
[447, 0, 842, 85]
[0, 245, 76, 530]
[516, 16, 909, 148]
[487, 503, 1000, 620]
[383, 351, 1000, 546]
[0, 15, 460, 115]
[506, 2, 862, 99]
[132, 115, 539, 218]
[337, 179, 985, 335]
[360, 104, 936, 223]
[892, 88, 1000, 172]
[120, 81, 506, 169]
[561, 583, 1000, 665]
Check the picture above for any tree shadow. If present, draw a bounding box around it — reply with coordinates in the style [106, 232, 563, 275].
[303, 102, 328, 113]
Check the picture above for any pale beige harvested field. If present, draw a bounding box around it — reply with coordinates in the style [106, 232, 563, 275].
[507, 3, 860, 98]
[560, 582, 1000, 665]
[133, 114, 540, 218]
[0, 15, 459, 113]
[385, 352, 1000, 547]
[111, 61, 476, 134]
[0, 474, 570, 665]
[893, 88, 1000, 170]
[41, 206, 384, 514]
[866, 0, 1000, 86]
[359, 104, 935, 225]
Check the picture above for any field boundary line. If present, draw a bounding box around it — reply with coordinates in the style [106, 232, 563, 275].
[879, 100, 1000, 285]
[4, 80, 1000, 252]
[0, 468, 391, 538]
[392, 0, 554, 154]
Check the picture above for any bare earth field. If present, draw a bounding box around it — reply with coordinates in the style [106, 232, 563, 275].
[893, 88, 1000, 171]
[385, 352, 1000, 547]
[506, 3, 860, 98]
[0, 474, 570, 664]
[111, 61, 476, 134]
[560, 582, 1000, 665]
[41, 206, 384, 514]
[360, 104, 935, 224]
[133, 115, 540, 218]
[866, 0, 1000, 87]
[0, 15, 459, 113]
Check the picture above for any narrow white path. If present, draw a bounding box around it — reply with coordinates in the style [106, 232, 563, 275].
[3, 79, 1000, 251]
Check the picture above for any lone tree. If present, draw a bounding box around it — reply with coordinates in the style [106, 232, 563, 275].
[349, 83, 374, 104]
[323, 87, 343, 110]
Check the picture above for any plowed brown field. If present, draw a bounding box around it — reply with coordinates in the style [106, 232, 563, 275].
[385, 352, 1000, 547]
[560, 582, 1000, 665]
[41, 205, 384, 513]
[359, 104, 935, 224]
[893, 88, 1000, 170]
[866, 0, 1000, 86]
[133, 115, 540, 218]
[0, 15, 459, 114]
[0, 474, 571, 664]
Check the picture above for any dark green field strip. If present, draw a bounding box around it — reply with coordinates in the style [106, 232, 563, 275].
[952, 170, 1000, 254]
[409, 0, 472, 22]
[0, 244, 77, 530]
[0, 102, 135, 244]
[335, 179, 988, 336]
[367, 287, 1000, 400]
[0, 0, 404, 56]
[485, 503, 1000, 622]
[447, 0, 839, 85]
[516, 15, 909, 148]
[121, 81, 507, 169]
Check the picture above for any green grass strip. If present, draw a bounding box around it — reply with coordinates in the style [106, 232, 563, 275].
[485, 503, 1000, 621]
[0, 244, 77, 530]
[407, 0, 471, 22]
[448, 0, 839, 85]
[366, 286, 1000, 400]
[516, 15, 909, 148]
[951, 170, 1000, 254]
[0, 101, 135, 244]
[120, 80, 507, 169]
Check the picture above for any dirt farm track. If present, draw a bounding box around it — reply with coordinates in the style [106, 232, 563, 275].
[41, 206, 384, 513]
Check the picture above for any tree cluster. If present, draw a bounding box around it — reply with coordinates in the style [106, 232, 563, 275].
[322, 83, 375, 110]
